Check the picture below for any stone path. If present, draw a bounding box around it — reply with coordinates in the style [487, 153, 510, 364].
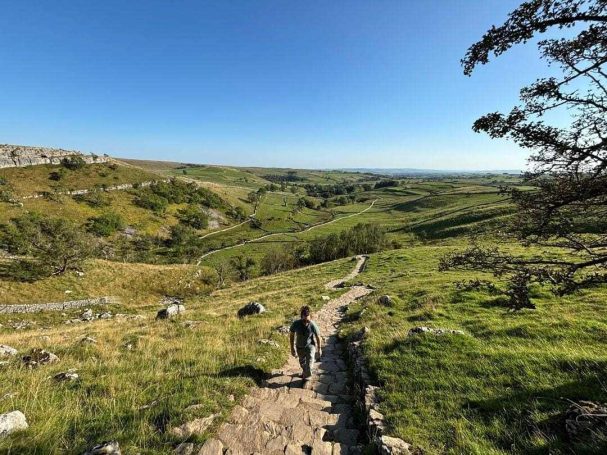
[198, 256, 373, 455]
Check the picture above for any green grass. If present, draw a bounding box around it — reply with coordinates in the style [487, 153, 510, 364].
[0, 258, 354, 454]
[341, 246, 607, 454]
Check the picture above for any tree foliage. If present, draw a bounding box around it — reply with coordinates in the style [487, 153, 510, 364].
[444, 0, 607, 308]
[0, 213, 97, 276]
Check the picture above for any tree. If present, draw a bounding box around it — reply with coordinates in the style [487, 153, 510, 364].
[441, 0, 607, 309]
[0, 213, 97, 276]
[214, 261, 231, 287]
[87, 212, 125, 237]
[177, 205, 209, 229]
[61, 155, 87, 170]
[230, 255, 256, 281]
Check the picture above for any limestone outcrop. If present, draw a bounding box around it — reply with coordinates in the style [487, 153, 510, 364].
[0, 144, 108, 168]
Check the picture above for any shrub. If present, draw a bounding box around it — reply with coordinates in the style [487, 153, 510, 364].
[73, 189, 111, 208]
[61, 156, 87, 170]
[87, 212, 125, 237]
[177, 205, 209, 229]
[0, 213, 97, 276]
[134, 190, 168, 214]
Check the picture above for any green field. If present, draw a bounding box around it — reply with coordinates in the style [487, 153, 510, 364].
[1, 158, 604, 454]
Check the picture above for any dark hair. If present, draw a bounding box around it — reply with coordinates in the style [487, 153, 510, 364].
[300, 305, 311, 318]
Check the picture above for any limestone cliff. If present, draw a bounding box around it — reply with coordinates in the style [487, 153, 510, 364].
[0, 144, 109, 168]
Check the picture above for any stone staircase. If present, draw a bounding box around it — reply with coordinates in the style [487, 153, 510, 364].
[197, 256, 373, 455]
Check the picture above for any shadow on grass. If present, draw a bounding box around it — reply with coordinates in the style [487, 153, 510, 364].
[218, 365, 267, 386]
[0, 260, 49, 282]
[465, 376, 607, 454]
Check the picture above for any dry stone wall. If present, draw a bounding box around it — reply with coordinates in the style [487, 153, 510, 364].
[0, 144, 108, 169]
[0, 297, 117, 314]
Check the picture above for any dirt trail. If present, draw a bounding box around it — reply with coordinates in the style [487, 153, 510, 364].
[198, 256, 373, 454]
[196, 200, 377, 264]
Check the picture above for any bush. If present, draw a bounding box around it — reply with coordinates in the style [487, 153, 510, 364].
[308, 223, 386, 264]
[134, 190, 169, 214]
[49, 168, 67, 181]
[87, 212, 125, 237]
[73, 189, 111, 207]
[177, 205, 209, 229]
[0, 213, 97, 276]
[61, 156, 87, 170]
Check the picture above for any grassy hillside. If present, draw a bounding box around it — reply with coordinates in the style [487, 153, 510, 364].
[341, 246, 607, 454]
[0, 258, 354, 454]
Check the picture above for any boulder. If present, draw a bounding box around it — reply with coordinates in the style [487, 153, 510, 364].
[378, 295, 394, 306]
[54, 370, 79, 382]
[407, 326, 464, 336]
[22, 349, 59, 368]
[156, 304, 185, 320]
[80, 336, 97, 344]
[321, 295, 331, 302]
[83, 440, 121, 454]
[275, 325, 290, 334]
[198, 438, 224, 455]
[169, 414, 217, 438]
[81, 309, 94, 321]
[0, 411, 28, 437]
[98, 312, 113, 319]
[237, 301, 265, 318]
[0, 345, 17, 357]
[377, 435, 413, 454]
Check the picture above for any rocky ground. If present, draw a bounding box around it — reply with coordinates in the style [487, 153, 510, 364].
[182, 256, 373, 455]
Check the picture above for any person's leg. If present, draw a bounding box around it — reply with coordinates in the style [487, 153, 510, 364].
[296, 347, 307, 377]
[307, 344, 316, 377]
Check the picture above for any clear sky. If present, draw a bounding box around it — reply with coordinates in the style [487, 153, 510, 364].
[1, 0, 545, 170]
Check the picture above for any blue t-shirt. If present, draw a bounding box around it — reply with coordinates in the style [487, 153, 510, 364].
[290, 319, 320, 348]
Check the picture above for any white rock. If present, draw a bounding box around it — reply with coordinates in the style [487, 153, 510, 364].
[0, 345, 17, 357]
[0, 411, 28, 437]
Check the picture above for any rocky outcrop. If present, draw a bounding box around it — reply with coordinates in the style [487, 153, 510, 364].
[0, 297, 117, 314]
[0, 345, 18, 357]
[237, 301, 266, 318]
[565, 400, 607, 440]
[0, 144, 108, 169]
[0, 411, 28, 437]
[84, 441, 121, 455]
[22, 349, 59, 368]
[156, 303, 186, 320]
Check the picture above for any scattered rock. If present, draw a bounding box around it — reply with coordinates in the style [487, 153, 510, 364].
[169, 414, 217, 438]
[227, 394, 234, 402]
[565, 400, 607, 440]
[83, 440, 121, 454]
[139, 400, 160, 411]
[160, 296, 183, 306]
[75, 271, 85, 277]
[184, 403, 205, 412]
[182, 320, 201, 328]
[98, 312, 112, 319]
[80, 336, 97, 344]
[407, 326, 464, 336]
[237, 301, 265, 318]
[81, 309, 94, 321]
[198, 438, 223, 455]
[22, 349, 59, 368]
[378, 295, 394, 306]
[275, 325, 290, 334]
[156, 304, 186, 320]
[378, 435, 413, 455]
[258, 339, 279, 348]
[54, 370, 79, 382]
[321, 295, 331, 301]
[0, 410, 28, 437]
[0, 345, 17, 357]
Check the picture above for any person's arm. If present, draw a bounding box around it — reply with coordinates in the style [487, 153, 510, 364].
[313, 323, 322, 356]
[289, 332, 297, 357]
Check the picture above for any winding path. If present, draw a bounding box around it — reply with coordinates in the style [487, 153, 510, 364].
[196, 200, 377, 264]
[197, 256, 373, 454]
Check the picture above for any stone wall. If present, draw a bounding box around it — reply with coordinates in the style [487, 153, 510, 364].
[348, 328, 417, 454]
[0, 144, 108, 169]
[0, 297, 118, 314]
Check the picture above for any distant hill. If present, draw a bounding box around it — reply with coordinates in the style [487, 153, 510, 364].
[340, 167, 522, 177]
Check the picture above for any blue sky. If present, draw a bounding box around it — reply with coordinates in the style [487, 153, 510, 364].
[1, 1, 544, 169]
